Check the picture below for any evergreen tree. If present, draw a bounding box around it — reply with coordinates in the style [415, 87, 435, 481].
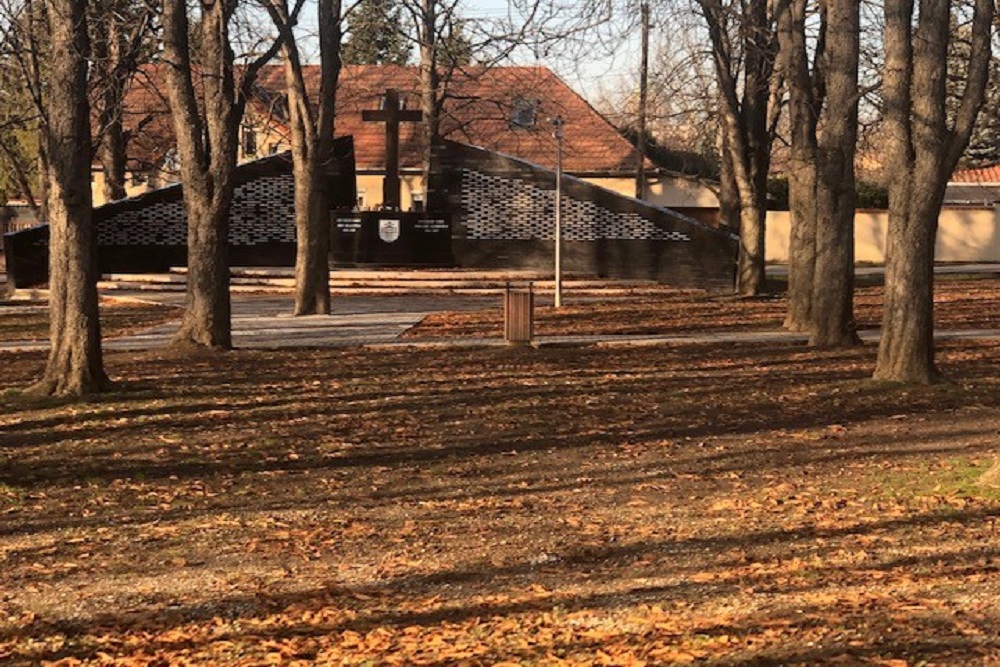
[947, 20, 1000, 167]
[962, 58, 1000, 166]
[342, 0, 410, 65]
[437, 17, 472, 68]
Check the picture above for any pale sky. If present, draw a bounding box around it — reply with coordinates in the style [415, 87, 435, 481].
[287, 0, 648, 107]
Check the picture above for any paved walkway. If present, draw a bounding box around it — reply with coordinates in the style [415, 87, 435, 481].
[5, 290, 1000, 353]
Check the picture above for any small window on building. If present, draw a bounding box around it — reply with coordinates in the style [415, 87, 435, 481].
[242, 124, 257, 157]
[411, 191, 425, 212]
[357, 190, 366, 210]
[511, 97, 539, 128]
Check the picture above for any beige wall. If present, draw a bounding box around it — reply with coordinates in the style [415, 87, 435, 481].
[92, 170, 176, 207]
[644, 177, 720, 208]
[588, 175, 720, 209]
[356, 173, 426, 210]
[766, 207, 1000, 263]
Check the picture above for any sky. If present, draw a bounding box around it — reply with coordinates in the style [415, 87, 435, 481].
[288, 0, 649, 108]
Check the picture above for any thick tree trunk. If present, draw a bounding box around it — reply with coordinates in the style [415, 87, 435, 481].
[276, 0, 341, 316]
[783, 0, 860, 346]
[29, 0, 110, 397]
[874, 0, 992, 382]
[809, 165, 858, 347]
[780, 0, 815, 332]
[162, 0, 243, 349]
[808, 0, 859, 347]
[173, 195, 233, 348]
[293, 153, 331, 315]
[874, 194, 939, 383]
[783, 160, 816, 331]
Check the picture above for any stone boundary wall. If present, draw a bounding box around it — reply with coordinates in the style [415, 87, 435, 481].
[435, 141, 738, 289]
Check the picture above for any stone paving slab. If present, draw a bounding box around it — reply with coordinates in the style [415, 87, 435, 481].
[6, 289, 1000, 354]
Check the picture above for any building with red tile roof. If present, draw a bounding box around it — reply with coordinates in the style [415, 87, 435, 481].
[254, 64, 646, 175]
[100, 63, 717, 213]
[946, 164, 1000, 205]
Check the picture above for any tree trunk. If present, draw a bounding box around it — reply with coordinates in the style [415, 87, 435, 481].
[783, 0, 860, 346]
[808, 0, 859, 347]
[274, 0, 341, 316]
[29, 0, 110, 397]
[699, 0, 778, 297]
[162, 0, 240, 349]
[780, 0, 815, 332]
[419, 0, 440, 207]
[101, 119, 128, 202]
[735, 196, 766, 295]
[718, 133, 740, 230]
[874, 193, 939, 383]
[173, 195, 234, 348]
[874, 0, 993, 382]
[0, 136, 40, 213]
[93, 9, 129, 202]
[293, 151, 331, 315]
[809, 163, 858, 347]
[783, 159, 816, 331]
[36, 134, 49, 222]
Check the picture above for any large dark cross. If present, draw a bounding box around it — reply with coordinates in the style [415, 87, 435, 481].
[362, 89, 423, 210]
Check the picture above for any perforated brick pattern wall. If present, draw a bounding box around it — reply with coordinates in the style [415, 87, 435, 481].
[459, 169, 689, 243]
[97, 175, 296, 246]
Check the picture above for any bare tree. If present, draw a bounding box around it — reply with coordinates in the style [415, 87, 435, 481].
[873, 0, 993, 383]
[397, 0, 551, 208]
[29, 0, 110, 395]
[89, 0, 154, 203]
[695, 0, 785, 295]
[780, 0, 860, 346]
[161, 0, 281, 348]
[264, 0, 342, 315]
[0, 0, 50, 221]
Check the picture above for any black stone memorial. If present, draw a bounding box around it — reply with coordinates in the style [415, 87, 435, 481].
[332, 88, 454, 266]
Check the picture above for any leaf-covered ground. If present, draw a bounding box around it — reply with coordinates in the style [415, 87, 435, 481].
[404, 276, 1000, 339]
[0, 299, 182, 343]
[2, 322, 1000, 664]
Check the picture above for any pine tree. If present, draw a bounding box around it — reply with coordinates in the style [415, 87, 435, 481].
[962, 59, 1000, 166]
[342, 0, 410, 65]
[947, 19, 1000, 167]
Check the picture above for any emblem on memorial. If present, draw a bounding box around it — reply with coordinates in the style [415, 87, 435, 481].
[379, 218, 401, 243]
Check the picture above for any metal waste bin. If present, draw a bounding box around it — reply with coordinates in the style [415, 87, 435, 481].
[504, 282, 534, 345]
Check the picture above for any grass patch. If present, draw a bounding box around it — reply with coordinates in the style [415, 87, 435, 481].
[878, 456, 1000, 502]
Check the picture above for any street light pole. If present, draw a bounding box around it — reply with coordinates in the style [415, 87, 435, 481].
[551, 115, 565, 308]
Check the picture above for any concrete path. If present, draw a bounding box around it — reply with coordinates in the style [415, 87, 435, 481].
[1, 293, 500, 352]
[5, 289, 1000, 353]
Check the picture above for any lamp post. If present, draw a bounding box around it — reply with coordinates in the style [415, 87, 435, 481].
[551, 115, 565, 308]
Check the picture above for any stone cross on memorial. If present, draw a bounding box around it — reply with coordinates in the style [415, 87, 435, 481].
[362, 89, 423, 210]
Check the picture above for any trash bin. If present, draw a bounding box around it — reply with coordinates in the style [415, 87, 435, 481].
[504, 282, 534, 345]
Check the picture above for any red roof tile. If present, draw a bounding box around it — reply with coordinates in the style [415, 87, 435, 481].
[950, 164, 1000, 183]
[238, 64, 644, 175]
